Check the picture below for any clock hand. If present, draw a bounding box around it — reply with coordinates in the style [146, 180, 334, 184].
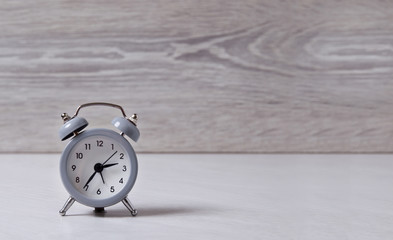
[102, 151, 118, 165]
[99, 172, 105, 184]
[84, 171, 97, 189]
[98, 163, 119, 183]
[103, 163, 119, 168]
[83, 152, 118, 189]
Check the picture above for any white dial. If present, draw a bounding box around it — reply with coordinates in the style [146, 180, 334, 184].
[66, 135, 131, 199]
[60, 129, 138, 208]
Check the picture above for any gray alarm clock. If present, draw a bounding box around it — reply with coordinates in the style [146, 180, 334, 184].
[58, 102, 140, 216]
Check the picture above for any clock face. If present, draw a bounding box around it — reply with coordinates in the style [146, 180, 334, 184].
[60, 129, 138, 208]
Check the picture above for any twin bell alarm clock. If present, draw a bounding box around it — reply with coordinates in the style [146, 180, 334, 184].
[58, 102, 140, 216]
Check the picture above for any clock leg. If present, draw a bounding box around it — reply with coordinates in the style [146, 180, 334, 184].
[122, 197, 137, 216]
[59, 196, 75, 216]
[94, 207, 106, 213]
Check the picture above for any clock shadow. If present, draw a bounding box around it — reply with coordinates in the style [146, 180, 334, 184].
[66, 206, 209, 218]
[136, 206, 208, 217]
[104, 206, 209, 218]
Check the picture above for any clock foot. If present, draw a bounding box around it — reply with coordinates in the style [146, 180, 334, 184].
[94, 207, 106, 213]
[122, 197, 137, 216]
[59, 196, 75, 216]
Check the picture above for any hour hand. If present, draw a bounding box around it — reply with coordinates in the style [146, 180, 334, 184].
[103, 163, 119, 168]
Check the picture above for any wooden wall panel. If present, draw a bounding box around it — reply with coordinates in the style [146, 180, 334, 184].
[1, 1, 393, 153]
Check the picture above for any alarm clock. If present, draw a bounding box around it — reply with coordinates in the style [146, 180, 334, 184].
[58, 102, 140, 216]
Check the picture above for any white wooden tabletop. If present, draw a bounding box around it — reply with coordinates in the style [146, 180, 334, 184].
[0, 154, 392, 239]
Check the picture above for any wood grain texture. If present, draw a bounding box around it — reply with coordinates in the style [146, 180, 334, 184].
[1, 1, 393, 153]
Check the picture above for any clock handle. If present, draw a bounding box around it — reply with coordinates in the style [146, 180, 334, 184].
[73, 102, 127, 118]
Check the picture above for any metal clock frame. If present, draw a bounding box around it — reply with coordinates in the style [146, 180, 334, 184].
[58, 102, 139, 216]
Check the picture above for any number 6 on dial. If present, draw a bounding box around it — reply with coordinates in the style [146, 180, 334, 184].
[58, 102, 140, 216]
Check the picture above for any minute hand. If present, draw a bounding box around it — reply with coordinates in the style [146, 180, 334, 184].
[83, 172, 97, 189]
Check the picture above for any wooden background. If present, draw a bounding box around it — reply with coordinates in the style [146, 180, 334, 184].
[1, 0, 393, 153]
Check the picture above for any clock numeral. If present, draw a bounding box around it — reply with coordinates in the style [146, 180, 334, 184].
[96, 189, 101, 195]
[111, 144, 114, 150]
[96, 140, 103, 147]
[76, 153, 83, 159]
[76, 177, 80, 183]
[120, 153, 124, 159]
[110, 186, 115, 193]
[84, 185, 89, 191]
[71, 165, 76, 171]
[85, 143, 91, 150]
[122, 165, 127, 172]
[119, 178, 123, 184]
